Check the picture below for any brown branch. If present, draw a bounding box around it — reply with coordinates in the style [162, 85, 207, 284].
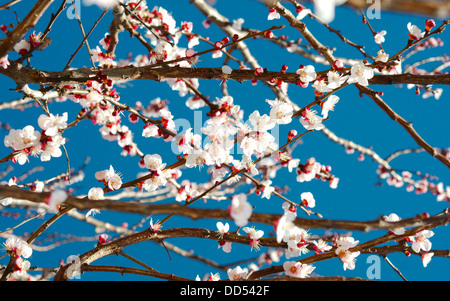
[80, 264, 192, 281]
[3, 60, 450, 88]
[0, 0, 22, 11]
[272, 1, 336, 65]
[356, 84, 450, 169]
[1, 185, 449, 233]
[0, 0, 55, 59]
[248, 211, 447, 279]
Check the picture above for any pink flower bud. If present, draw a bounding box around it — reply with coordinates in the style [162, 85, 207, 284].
[98, 234, 109, 244]
[425, 19, 436, 32]
[332, 60, 344, 70]
[185, 48, 195, 58]
[288, 129, 297, 141]
[264, 30, 274, 39]
[254, 67, 264, 76]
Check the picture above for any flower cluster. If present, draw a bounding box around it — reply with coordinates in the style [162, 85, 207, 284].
[4, 111, 67, 165]
[294, 157, 339, 189]
[276, 201, 331, 262]
[3, 236, 33, 277]
[334, 235, 360, 271]
[95, 165, 122, 191]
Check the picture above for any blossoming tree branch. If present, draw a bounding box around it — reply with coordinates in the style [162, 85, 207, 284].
[0, 0, 449, 281]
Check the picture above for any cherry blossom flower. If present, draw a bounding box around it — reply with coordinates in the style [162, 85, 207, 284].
[142, 123, 159, 138]
[326, 70, 348, 89]
[185, 149, 213, 169]
[347, 61, 374, 86]
[422, 87, 443, 100]
[13, 39, 30, 55]
[234, 155, 258, 176]
[86, 208, 100, 218]
[4, 236, 33, 259]
[300, 107, 325, 131]
[374, 30, 387, 44]
[141, 172, 169, 192]
[40, 134, 66, 162]
[286, 227, 310, 258]
[207, 273, 220, 281]
[314, 0, 347, 23]
[436, 183, 450, 202]
[243, 226, 264, 250]
[218, 240, 232, 253]
[334, 236, 361, 270]
[212, 49, 223, 59]
[422, 252, 434, 267]
[268, 8, 280, 20]
[88, 187, 105, 200]
[267, 99, 294, 125]
[407, 22, 425, 41]
[216, 222, 229, 239]
[249, 110, 276, 132]
[10, 151, 29, 165]
[312, 239, 332, 254]
[320, 95, 339, 119]
[375, 49, 389, 63]
[229, 194, 252, 227]
[383, 213, 405, 235]
[425, 19, 436, 33]
[283, 261, 315, 278]
[143, 154, 166, 171]
[46, 189, 68, 213]
[180, 182, 200, 202]
[410, 230, 434, 253]
[91, 46, 116, 67]
[281, 201, 297, 222]
[4, 125, 41, 151]
[335, 235, 359, 251]
[13, 257, 31, 276]
[300, 192, 316, 208]
[0, 55, 9, 69]
[149, 218, 162, 233]
[227, 266, 249, 280]
[95, 165, 122, 191]
[312, 78, 332, 94]
[253, 131, 276, 155]
[221, 65, 233, 84]
[260, 180, 275, 199]
[275, 214, 297, 243]
[38, 112, 68, 137]
[337, 249, 360, 270]
[296, 65, 317, 87]
[296, 6, 311, 20]
[29, 32, 41, 48]
[98, 233, 109, 244]
[296, 157, 322, 182]
[239, 136, 258, 158]
[288, 158, 300, 173]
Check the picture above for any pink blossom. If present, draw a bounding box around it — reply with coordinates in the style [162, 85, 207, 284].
[283, 261, 315, 278]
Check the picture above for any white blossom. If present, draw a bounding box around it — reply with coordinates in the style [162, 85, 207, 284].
[38, 112, 68, 137]
[347, 61, 374, 86]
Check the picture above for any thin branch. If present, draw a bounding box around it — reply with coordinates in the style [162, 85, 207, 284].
[383, 256, 408, 281]
[356, 84, 450, 169]
[0, 0, 55, 58]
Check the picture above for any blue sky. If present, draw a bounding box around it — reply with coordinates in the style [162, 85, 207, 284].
[0, 0, 449, 281]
